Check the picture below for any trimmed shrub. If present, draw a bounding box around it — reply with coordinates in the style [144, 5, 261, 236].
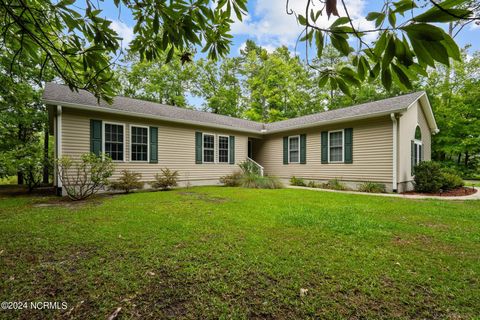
[358, 182, 386, 193]
[56, 153, 114, 200]
[441, 172, 464, 191]
[110, 170, 143, 193]
[219, 171, 243, 187]
[290, 176, 306, 186]
[241, 175, 283, 189]
[152, 168, 179, 190]
[322, 179, 347, 191]
[414, 161, 465, 193]
[307, 180, 321, 188]
[413, 161, 444, 193]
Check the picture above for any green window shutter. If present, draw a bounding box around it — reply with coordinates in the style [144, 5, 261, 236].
[90, 119, 102, 156]
[195, 131, 203, 164]
[344, 128, 353, 164]
[229, 135, 235, 164]
[300, 134, 307, 164]
[283, 136, 288, 165]
[149, 127, 158, 163]
[411, 140, 415, 175]
[419, 144, 423, 162]
[321, 131, 328, 164]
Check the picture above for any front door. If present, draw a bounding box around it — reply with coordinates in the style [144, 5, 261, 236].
[248, 139, 253, 158]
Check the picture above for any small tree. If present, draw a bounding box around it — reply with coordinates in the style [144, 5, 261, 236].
[110, 170, 143, 193]
[56, 153, 114, 200]
[1, 141, 48, 192]
[152, 168, 179, 191]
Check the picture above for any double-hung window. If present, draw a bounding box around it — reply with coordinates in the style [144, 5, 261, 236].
[413, 141, 422, 167]
[329, 130, 344, 163]
[131, 126, 148, 161]
[218, 136, 229, 163]
[203, 134, 215, 163]
[288, 136, 300, 163]
[104, 123, 124, 161]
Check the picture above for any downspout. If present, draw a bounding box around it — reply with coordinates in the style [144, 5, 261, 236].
[390, 113, 398, 193]
[56, 105, 63, 196]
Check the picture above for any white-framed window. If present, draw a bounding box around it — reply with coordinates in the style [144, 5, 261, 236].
[328, 130, 344, 163]
[413, 140, 422, 167]
[218, 135, 229, 163]
[104, 122, 125, 161]
[203, 133, 215, 163]
[130, 125, 149, 162]
[288, 135, 300, 163]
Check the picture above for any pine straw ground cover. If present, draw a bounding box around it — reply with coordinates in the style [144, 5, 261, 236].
[0, 187, 479, 319]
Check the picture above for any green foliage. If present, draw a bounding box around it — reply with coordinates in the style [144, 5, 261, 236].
[290, 176, 306, 186]
[219, 171, 243, 187]
[0, 0, 248, 101]
[307, 180, 321, 188]
[414, 161, 465, 193]
[357, 182, 386, 193]
[192, 58, 243, 117]
[294, 0, 476, 94]
[238, 160, 261, 176]
[56, 153, 114, 200]
[152, 168, 179, 190]
[441, 172, 465, 191]
[413, 161, 444, 193]
[240, 175, 283, 189]
[109, 170, 143, 193]
[322, 179, 348, 191]
[116, 52, 195, 107]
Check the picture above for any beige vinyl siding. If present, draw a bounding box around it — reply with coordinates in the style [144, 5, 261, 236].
[256, 116, 393, 183]
[397, 100, 432, 184]
[418, 105, 431, 161]
[61, 108, 252, 184]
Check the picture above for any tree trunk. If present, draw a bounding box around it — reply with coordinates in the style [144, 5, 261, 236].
[457, 153, 461, 165]
[17, 172, 24, 185]
[43, 126, 49, 184]
[465, 151, 469, 167]
[17, 123, 24, 185]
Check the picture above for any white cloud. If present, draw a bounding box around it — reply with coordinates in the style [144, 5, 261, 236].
[110, 20, 134, 49]
[231, 0, 376, 52]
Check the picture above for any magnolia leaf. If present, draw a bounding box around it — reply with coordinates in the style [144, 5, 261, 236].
[414, 8, 471, 23]
[381, 66, 392, 91]
[401, 23, 445, 41]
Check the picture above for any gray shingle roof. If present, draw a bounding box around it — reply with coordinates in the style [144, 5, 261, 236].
[264, 91, 425, 132]
[43, 82, 425, 134]
[43, 83, 264, 132]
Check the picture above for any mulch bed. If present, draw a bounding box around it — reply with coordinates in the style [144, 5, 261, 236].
[402, 187, 477, 197]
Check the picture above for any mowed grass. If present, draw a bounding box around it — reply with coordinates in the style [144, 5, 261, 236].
[0, 187, 479, 319]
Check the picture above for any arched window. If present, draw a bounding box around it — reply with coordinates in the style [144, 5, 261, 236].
[415, 126, 422, 140]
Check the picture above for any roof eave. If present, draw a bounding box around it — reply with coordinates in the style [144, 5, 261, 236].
[405, 92, 439, 133]
[43, 99, 263, 135]
[263, 109, 406, 134]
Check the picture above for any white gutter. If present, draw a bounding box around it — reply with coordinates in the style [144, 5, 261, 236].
[390, 113, 398, 192]
[43, 99, 263, 135]
[56, 105, 63, 194]
[265, 108, 407, 134]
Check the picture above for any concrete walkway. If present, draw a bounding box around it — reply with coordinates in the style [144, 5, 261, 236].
[287, 186, 480, 201]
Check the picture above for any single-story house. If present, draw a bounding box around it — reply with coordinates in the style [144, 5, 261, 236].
[43, 82, 438, 194]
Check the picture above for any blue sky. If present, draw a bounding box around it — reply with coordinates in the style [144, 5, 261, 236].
[91, 0, 479, 107]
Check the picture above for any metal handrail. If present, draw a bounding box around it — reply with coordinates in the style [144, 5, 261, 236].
[247, 157, 264, 176]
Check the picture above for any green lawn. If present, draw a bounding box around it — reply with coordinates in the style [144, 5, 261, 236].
[0, 187, 479, 319]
